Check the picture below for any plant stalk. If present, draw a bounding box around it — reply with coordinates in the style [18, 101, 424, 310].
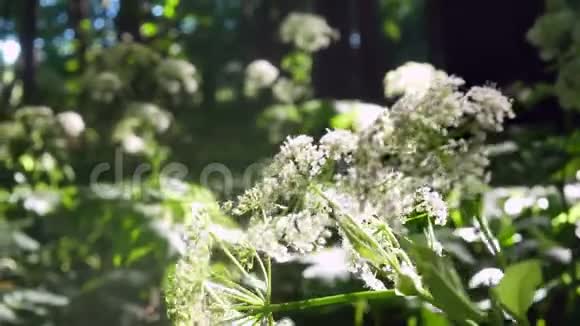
[240, 290, 397, 315]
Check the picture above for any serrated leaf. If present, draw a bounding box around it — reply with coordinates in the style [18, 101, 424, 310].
[422, 264, 484, 323]
[407, 243, 485, 323]
[493, 260, 542, 321]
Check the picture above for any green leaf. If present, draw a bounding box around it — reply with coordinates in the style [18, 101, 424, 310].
[330, 111, 357, 130]
[421, 264, 484, 323]
[421, 305, 450, 326]
[383, 20, 401, 42]
[493, 260, 543, 321]
[140, 23, 158, 38]
[125, 246, 153, 266]
[18, 154, 35, 172]
[407, 243, 485, 323]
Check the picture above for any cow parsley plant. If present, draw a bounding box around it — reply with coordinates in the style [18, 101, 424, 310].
[166, 65, 514, 324]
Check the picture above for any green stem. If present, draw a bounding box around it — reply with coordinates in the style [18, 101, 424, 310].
[241, 290, 397, 315]
[212, 235, 265, 301]
[266, 256, 273, 326]
[354, 300, 366, 326]
[475, 214, 507, 269]
[266, 257, 272, 301]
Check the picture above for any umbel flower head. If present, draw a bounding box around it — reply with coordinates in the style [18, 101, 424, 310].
[383, 62, 449, 97]
[166, 204, 277, 325]
[245, 59, 280, 93]
[56, 111, 85, 138]
[279, 13, 339, 52]
[167, 65, 513, 323]
[156, 59, 199, 94]
[230, 67, 512, 284]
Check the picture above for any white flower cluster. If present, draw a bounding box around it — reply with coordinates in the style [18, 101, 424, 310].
[22, 189, 61, 216]
[56, 111, 85, 138]
[166, 204, 291, 325]
[230, 135, 335, 261]
[245, 59, 280, 95]
[113, 102, 173, 155]
[10, 106, 86, 143]
[156, 59, 199, 94]
[383, 62, 449, 97]
[464, 87, 514, 132]
[131, 102, 173, 133]
[90, 72, 123, 103]
[165, 207, 214, 325]
[169, 66, 514, 322]
[232, 69, 512, 287]
[320, 129, 358, 161]
[415, 187, 448, 226]
[334, 101, 385, 131]
[280, 13, 339, 52]
[121, 134, 146, 154]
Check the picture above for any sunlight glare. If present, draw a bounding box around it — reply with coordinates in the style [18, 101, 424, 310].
[0, 39, 21, 65]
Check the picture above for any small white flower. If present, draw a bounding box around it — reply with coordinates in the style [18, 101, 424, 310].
[276, 135, 326, 178]
[121, 134, 146, 154]
[156, 59, 198, 94]
[56, 111, 85, 137]
[416, 187, 448, 225]
[280, 13, 339, 52]
[245, 59, 279, 90]
[564, 183, 580, 202]
[503, 196, 534, 216]
[469, 268, 504, 288]
[354, 103, 384, 130]
[334, 101, 385, 131]
[358, 262, 386, 291]
[464, 86, 514, 131]
[320, 129, 358, 160]
[138, 103, 172, 133]
[183, 78, 199, 93]
[384, 62, 448, 97]
[23, 191, 60, 216]
[454, 227, 480, 243]
[276, 318, 295, 326]
[536, 197, 549, 210]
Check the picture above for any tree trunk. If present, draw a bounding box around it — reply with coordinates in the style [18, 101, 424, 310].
[20, 0, 37, 105]
[116, 0, 141, 42]
[357, 0, 389, 102]
[314, 0, 360, 99]
[69, 0, 89, 71]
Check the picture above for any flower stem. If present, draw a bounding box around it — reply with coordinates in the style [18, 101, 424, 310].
[475, 214, 507, 269]
[240, 290, 397, 315]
